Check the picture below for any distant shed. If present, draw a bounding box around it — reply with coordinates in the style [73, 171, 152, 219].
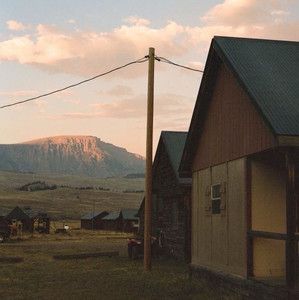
[6, 206, 34, 232]
[5, 206, 50, 233]
[121, 209, 139, 233]
[102, 211, 123, 231]
[81, 211, 109, 230]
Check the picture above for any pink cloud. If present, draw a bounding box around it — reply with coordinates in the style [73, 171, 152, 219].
[202, 0, 290, 26]
[0, 21, 186, 77]
[124, 16, 151, 27]
[6, 20, 28, 31]
[60, 93, 194, 121]
[186, 0, 299, 50]
[1, 3, 298, 79]
[0, 90, 38, 97]
[99, 85, 134, 97]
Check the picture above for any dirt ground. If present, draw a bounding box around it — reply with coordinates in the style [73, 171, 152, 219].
[0, 228, 239, 300]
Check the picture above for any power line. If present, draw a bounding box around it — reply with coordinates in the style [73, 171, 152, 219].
[0, 54, 203, 110]
[0, 56, 148, 109]
[155, 56, 203, 73]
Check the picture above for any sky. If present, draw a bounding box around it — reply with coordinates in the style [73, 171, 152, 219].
[0, 0, 298, 156]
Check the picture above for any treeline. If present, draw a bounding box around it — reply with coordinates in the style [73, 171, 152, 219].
[19, 181, 57, 191]
[60, 185, 110, 191]
[19, 182, 144, 193]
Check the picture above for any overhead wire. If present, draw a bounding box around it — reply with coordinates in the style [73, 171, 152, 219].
[0, 56, 148, 109]
[155, 56, 204, 73]
[0, 54, 203, 110]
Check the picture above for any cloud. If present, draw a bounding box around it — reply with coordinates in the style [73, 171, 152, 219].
[1, 1, 298, 79]
[0, 21, 186, 77]
[98, 85, 134, 97]
[63, 98, 81, 105]
[0, 90, 38, 97]
[185, 0, 299, 51]
[124, 16, 151, 27]
[61, 93, 194, 120]
[6, 20, 27, 31]
[201, 0, 290, 26]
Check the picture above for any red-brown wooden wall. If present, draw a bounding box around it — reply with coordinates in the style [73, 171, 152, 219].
[193, 62, 277, 171]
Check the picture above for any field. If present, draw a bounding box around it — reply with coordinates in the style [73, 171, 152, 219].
[0, 172, 240, 299]
[0, 229, 239, 300]
[0, 171, 144, 219]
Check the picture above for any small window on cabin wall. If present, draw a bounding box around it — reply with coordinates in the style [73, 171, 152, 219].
[211, 184, 221, 214]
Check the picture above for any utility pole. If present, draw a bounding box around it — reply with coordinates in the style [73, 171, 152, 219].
[144, 47, 155, 271]
[92, 198, 95, 231]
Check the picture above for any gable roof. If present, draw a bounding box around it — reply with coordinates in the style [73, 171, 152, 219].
[180, 36, 299, 176]
[121, 209, 138, 220]
[6, 206, 32, 220]
[81, 211, 108, 220]
[102, 211, 121, 221]
[0, 209, 8, 218]
[155, 131, 191, 184]
[214, 36, 299, 135]
[5, 206, 47, 220]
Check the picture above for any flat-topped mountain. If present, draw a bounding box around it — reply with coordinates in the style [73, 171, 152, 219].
[0, 135, 145, 178]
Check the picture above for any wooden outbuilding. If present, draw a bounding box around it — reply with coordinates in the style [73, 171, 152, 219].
[81, 211, 109, 230]
[121, 209, 139, 233]
[0, 209, 11, 240]
[5, 206, 50, 233]
[6, 206, 34, 232]
[102, 211, 123, 231]
[179, 36, 299, 298]
[139, 131, 191, 261]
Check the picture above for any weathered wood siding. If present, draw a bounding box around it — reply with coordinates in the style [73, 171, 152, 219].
[193, 63, 276, 172]
[192, 158, 247, 277]
[139, 142, 191, 261]
[251, 158, 286, 277]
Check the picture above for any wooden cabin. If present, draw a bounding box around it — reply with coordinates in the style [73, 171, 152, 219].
[6, 206, 35, 232]
[102, 211, 123, 231]
[5, 206, 50, 233]
[179, 36, 299, 298]
[81, 211, 109, 230]
[139, 131, 191, 261]
[121, 209, 139, 233]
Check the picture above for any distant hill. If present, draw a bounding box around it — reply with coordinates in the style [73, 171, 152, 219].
[0, 136, 145, 178]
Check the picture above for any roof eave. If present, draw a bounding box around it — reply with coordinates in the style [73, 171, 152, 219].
[179, 39, 221, 176]
[277, 135, 299, 147]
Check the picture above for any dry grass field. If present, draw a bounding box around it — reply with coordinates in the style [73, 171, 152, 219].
[0, 172, 240, 299]
[0, 229, 239, 300]
[0, 171, 144, 219]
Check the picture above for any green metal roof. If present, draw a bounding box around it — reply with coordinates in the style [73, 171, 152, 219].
[160, 131, 191, 183]
[121, 209, 139, 220]
[102, 211, 121, 220]
[81, 211, 108, 220]
[214, 36, 299, 135]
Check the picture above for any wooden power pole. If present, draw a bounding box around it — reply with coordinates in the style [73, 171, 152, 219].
[144, 47, 155, 271]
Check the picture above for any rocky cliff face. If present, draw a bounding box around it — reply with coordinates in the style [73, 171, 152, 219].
[0, 136, 145, 178]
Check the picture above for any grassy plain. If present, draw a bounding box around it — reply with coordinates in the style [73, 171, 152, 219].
[0, 230, 239, 300]
[0, 171, 144, 219]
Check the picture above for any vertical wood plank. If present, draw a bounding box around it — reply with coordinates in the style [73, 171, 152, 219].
[246, 157, 253, 278]
[285, 149, 297, 288]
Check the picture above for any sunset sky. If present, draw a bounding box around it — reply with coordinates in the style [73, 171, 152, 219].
[0, 0, 298, 156]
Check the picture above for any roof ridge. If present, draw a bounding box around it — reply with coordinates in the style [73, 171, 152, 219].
[214, 35, 299, 44]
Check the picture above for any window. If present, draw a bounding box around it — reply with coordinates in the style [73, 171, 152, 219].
[211, 184, 221, 214]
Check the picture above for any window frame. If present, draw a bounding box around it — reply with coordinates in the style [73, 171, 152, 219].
[211, 183, 221, 215]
